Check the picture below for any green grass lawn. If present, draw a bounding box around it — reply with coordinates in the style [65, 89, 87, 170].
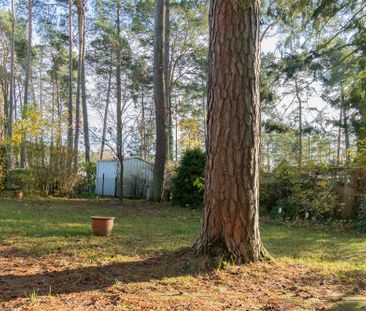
[0, 198, 365, 310]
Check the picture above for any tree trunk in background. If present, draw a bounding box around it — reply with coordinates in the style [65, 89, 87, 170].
[140, 88, 147, 160]
[20, 0, 32, 168]
[164, 0, 173, 161]
[336, 107, 342, 167]
[38, 61, 46, 166]
[295, 75, 302, 168]
[73, 64, 80, 170]
[7, 0, 15, 169]
[116, 0, 123, 201]
[55, 74, 62, 168]
[78, 0, 90, 164]
[341, 86, 350, 166]
[50, 79, 55, 167]
[74, 0, 83, 170]
[67, 0, 74, 173]
[100, 72, 112, 160]
[343, 106, 350, 166]
[195, 0, 268, 263]
[152, 0, 168, 201]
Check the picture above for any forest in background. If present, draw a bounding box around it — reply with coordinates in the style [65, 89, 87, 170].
[0, 0, 365, 220]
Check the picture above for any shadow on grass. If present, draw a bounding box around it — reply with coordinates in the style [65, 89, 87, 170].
[0, 247, 204, 302]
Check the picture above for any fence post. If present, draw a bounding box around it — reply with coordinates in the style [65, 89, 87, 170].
[115, 177, 118, 197]
[102, 174, 105, 197]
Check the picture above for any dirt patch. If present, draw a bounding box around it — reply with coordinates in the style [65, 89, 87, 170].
[0, 243, 353, 310]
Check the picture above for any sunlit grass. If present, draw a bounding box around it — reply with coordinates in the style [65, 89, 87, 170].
[1, 198, 365, 279]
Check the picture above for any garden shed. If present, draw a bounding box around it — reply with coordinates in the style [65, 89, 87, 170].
[95, 157, 154, 198]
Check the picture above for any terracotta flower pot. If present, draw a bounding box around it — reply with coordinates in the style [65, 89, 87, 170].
[91, 216, 115, 236]
[14, 191, 23, 200]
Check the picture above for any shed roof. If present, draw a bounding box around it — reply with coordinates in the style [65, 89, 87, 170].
[97, 156, 154, 167]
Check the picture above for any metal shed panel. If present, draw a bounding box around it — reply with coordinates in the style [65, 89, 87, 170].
[96, 161, 118, 196]
[96, 158, 153, 198]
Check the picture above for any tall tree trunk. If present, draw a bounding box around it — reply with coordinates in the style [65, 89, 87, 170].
[336, 107, 342, 167]
[164, 0, 173, 161]
[175, 98, 178, 162]
[195, 0, 267, 264]
[77, 0, 90, 163]
[100, 72, 112, 160]
[55, 74, 62, 168]
[341, 85, 350, 166]
[20, 0, 32, 168]
[73, 0, 83, 170]
[38, 64, 45, 166]
[343, 106, 350, 166]
[152, 0, 168, 201]
[116, 0, 123, 201]
[295, 75, 302, 168]
[67, 0, 74, 173]
[73, 67, 80, 170]
[140, 88, 147, 160]
[7, 0, 15, 169]
[50, 79, 55, 167]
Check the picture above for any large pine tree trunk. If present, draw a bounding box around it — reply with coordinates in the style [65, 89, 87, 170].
[195, 0, 267, 264]
[152, 0, 168, 201]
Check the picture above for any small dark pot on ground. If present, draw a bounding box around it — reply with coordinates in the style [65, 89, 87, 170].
[91, 216, 115, 236]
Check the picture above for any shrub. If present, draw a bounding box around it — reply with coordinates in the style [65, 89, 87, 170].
[0, 145, 6, 191]
[270, 199, 297, 220]
[6, 169, 35, 193]
[171, 148, 205, 207]
[32, 165, 87, 197]
[261, 162, 338, 220]
[260, 161, 299, 214]
[356, 196, 366, 233]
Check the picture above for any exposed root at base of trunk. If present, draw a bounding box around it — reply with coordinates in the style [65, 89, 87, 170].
[194, 235, 272, 267]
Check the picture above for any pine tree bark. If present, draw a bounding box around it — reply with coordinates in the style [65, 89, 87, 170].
[20, 0, 32, 168]
[195, 0, 268, 264]
[152, 0, 168, 201]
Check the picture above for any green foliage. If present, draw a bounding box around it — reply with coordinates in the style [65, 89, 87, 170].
[356, 196, 366, 233]
[0, 145, 6, 191]
[171, 148, 205, 208]
[270, 199, 297, 220]
[261, 162, 339, 220]
[6, 169, 35, 193]
[82, 162, 96, 187]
